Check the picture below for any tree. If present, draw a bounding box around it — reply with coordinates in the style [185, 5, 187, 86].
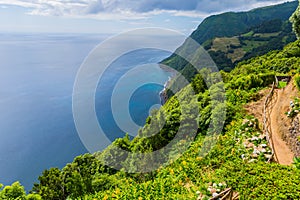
[62, 154, 99, 199]
[32, 168, 67, 200]
[191, 74, 207, 94]
[26, 194, 42, 200]
[290, 0, 300, 39]
[0, 182, 26, 200]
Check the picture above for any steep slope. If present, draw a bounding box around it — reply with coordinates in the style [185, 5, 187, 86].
[205, 19, 296, 71]
[26, 40, 300, 200]
[161, 1, 298, 77]
[191, 1, 297, 44]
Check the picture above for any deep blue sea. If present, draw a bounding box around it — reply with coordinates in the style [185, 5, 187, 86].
[0, 33, 172, 190]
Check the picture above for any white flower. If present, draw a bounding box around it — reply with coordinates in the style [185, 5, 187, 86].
[213, 183, 217, 188]
[253, 149, 260, 154]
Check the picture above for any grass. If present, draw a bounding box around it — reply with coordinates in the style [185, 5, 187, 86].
[253, 32, 280, 38]
[242, 40, 267, 52]
[228, 48, 246, 62]
[278, 81, 287, 89]
[242, 31, 254, 37]
[211, 37, 241, 52]
[295, 75, 300, 91]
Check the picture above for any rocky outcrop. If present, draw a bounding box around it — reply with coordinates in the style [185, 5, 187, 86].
[284, 116, 300, 157]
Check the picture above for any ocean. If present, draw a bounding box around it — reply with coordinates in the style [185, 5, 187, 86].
[0, 33, 172, 190]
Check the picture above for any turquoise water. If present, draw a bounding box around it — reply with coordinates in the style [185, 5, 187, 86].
[0, 34, 171, 190]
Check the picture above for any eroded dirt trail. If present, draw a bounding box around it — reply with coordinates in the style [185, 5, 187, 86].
[269, 88, 294, 165]
[245, 81, 297, 165]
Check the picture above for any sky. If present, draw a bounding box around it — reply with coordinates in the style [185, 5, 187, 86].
[0, 0, 293, 35]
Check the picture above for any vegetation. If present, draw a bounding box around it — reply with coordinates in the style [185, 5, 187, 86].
[290, 0, 300, 38]
[286, 97, 300, 118]
[294, 157, 300, 169]
[295, 74, 300, 90]
[278, 81, 287, 89]
[1, 2, 300, 199]
[0, 182, 26, 200]
[5, 39, 295, 200]
[190, 1, 297, 45]
[161, 1, 298, 80]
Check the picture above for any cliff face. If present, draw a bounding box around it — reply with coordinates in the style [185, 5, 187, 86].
[286, 116, 300, 157]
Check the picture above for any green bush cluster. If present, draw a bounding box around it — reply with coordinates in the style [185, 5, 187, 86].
[295, 74, 300, 90]
[0, 182, 41, 200]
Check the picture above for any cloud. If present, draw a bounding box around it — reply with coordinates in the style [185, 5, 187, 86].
[0, 0, 291, 19]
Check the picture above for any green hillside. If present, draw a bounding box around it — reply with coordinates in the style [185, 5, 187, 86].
[161, 1, 298, 77]
[205, 19, 296, 71]
[1, 2, 300, 200]
[3, 39, 300, 200]
[191, 1, 298, 44]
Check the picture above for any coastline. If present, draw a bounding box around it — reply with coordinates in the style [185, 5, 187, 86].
[159, 76, 172, 105]
[159, 64, 177, 105]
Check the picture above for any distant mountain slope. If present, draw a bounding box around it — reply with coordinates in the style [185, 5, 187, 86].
[161, 1, 298, 77]
[205, 19, 296, 71]
[191, 1, 298, 44]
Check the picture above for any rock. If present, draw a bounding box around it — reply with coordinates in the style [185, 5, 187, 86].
[259, 135, 266, 140]
[243, 119, 249, 125]
[261, 149, 267, 153]
[287, 116, 300, 156]
[247, 143, 255, 148]
[210, 189, 217, 194]
[207, 187, 212, 192]
[212, 193, 219, 198]
[260, 144, 268, 148]
[253, 149, 260, 154]
[265, 154, 273, 159]
[251, 137, 259, 141]
[251, 154, 259, 158]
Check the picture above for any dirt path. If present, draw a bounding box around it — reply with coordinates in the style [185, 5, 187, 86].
[269, 88, 294, 165]
[245, 81, 297, 165]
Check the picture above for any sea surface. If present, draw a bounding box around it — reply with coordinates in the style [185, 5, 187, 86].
[0, 33, 172, 190]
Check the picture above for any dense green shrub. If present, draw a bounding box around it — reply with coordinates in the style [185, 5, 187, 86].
[295, 74, 300, 90]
